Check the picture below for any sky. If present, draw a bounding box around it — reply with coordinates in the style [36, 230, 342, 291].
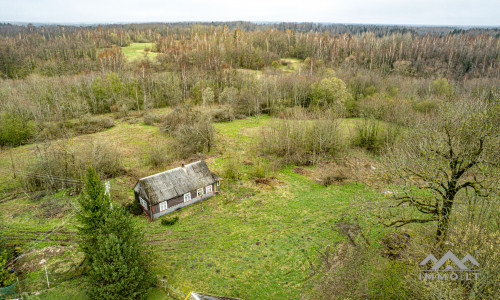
[1, 0, 499, 27]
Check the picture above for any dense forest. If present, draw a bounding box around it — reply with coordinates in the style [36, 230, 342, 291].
[0, 22, 498, 299]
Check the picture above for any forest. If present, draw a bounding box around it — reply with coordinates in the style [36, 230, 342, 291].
[0, 22, 499, 299]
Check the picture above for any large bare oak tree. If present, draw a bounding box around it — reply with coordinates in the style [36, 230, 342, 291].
[383, 99, 499, 246]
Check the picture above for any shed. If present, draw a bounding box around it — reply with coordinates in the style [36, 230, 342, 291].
[134, 160, 221, 219]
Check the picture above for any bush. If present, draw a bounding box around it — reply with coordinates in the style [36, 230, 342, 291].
[430, 77, 453, 98]
[318, 164, 351, 186]
[147, 143, 170, 168]
[143, 112, 161, 126]
[170, 121, 215, 158]
[160, 216, 179, 226]
[310, 76, 351, 111]
[161, 105, 215, 158]
[23, 139, 123, 190]
[125, 200, 143, 216]
[0, 250, 15, 287]
[209, 106, 235, 122]
[0, 111, 34, 147]
[221, 155, 242, 181]
[353, 118, 382, 152]
[249, 161, 268, 179]
[413, 99, 443, 114]
[88, 141, 124, 178]
[261, 116, 342, 165]
[38, 116, 115, 141]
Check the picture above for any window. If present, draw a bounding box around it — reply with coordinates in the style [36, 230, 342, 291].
[197, 188, 203, 197]
[139, 197, 148, 210]
[216, 181, 220, 187]
[160, 201, 168, 211]
[184, 193, 191, 202]
[206, 185, 212, 194]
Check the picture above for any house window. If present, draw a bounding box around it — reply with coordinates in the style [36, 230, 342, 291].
[184, 193, 191, 202]
[160, 201, 168, 211]
[216, 181, 220, 187]
[197, 188, 203, 197]
[139, 197, 148, 210]
[206, 185, 212, 194]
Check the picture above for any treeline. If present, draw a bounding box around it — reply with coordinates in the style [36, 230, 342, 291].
[155, 27, 500, 78]
[1, 23, 499, 79]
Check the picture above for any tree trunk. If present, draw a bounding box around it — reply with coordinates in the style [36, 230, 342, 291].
[436, 195, 455, 247]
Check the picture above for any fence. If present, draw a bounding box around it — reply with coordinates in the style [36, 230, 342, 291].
[0, 282, 18, 299]
[0, 264, 84, 299]
[157, 278, 187, 300]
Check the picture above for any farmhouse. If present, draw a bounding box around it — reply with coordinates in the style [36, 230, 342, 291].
[133, 160, 221, 219]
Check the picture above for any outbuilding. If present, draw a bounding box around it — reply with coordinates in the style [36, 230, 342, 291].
[133, 161, 220, 219]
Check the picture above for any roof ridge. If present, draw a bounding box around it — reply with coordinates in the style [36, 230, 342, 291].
[139, 160, 203, 181]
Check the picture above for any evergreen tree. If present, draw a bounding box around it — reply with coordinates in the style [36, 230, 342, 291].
[76, 167, 112, 263]
[77, 167, 155, 299]
[87, 208, 155, 299]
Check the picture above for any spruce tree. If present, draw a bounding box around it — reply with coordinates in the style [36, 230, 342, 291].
[77, 167, 155, 299]
[76, 167, 112, 263]
[87, 208, 155, 299]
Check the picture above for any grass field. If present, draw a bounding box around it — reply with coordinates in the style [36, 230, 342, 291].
[121, 43, 159, 61]
[0, 112, 392, 299]
[279, 58, 302, 72]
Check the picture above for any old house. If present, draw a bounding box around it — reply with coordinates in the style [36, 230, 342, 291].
[133, 160, 221, 219]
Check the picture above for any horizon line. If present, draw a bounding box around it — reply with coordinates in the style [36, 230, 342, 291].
[1, 20, 499, 29]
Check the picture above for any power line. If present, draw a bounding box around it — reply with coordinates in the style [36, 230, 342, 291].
[4, 210, 77, 269]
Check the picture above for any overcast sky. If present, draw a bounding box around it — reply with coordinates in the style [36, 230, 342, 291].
[1, 0, 499, 26]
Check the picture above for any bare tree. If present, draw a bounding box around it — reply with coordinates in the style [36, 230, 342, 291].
[382, 99, 499, 246]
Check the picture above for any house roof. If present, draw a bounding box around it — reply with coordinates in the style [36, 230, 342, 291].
[134, 160, 218, 205]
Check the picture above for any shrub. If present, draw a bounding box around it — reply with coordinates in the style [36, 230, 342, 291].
[0, 111, 34, 147]
[413, 99, 443, 114]
[430, 77, 453, 98]
[37, 116, 115, 141]
[147, 143, 170, 168]
[221, 155, 242, 181]
[0, 250, 15, 287]
[170, 121, 215, 158]
[143, 112, 161, 126]
[261, 116, 342, 165]
[310, 76, 351, 111]
[70, 116, 115, 135]
[125, 200, 143, 216]
[161, 105, 215, 158]
[353, 118, 381, 152]
[209, 107, 235, 122]
[160, 216, 179, 226]
[88, 141, 124, 178]
[23, 139, 123, 190]
[249, 161, 268, 179]
[318, 164, 351, 186]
